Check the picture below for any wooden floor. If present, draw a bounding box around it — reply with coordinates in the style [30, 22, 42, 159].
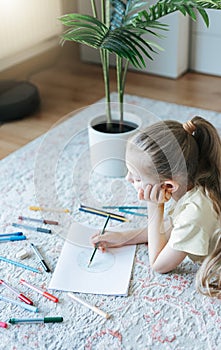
[1, 59, 221, 159]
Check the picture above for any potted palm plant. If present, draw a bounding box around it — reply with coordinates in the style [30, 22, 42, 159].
[59, 0, 221, 176]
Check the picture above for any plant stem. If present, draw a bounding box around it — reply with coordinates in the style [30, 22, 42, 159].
[100, 0, 111, 128]
[100, 49, 112, 126]
[116, 57, 129, 130]
[122, 59, 129, 94]
[116, 55, 123, 127]
[92, 0, 112, 128]
[101, 0, 105, 23]
[105, 0, 110, 28]
[90, 0, 97, 17]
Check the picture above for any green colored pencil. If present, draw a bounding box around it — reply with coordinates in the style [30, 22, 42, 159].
[87, 215, 110, 268]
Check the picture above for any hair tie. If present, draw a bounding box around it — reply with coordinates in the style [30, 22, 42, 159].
[183, 120, 196, 135]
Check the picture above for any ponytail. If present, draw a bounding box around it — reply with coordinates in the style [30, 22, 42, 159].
[191, 116, 221, 215]
[196, 230, 221, 298]
[192, 117, 221, 297]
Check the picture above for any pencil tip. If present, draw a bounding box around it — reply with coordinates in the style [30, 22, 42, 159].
[87, 261, 91, 268]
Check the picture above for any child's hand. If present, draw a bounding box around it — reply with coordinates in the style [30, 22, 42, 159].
[138, 184, 172, 203]
[91, 231, 125, 252]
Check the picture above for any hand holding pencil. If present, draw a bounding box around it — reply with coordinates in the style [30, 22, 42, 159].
[91, 227, 144, 250]
[88, 215, 110, 267]
[91, 230, 126, 251]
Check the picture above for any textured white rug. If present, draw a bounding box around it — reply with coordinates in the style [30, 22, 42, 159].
[0, 94, 221, 350]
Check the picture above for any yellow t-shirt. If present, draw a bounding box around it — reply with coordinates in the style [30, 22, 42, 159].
[167, 187, 220, 262]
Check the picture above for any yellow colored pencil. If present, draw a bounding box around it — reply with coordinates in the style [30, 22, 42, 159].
[29, 206, 70, 213]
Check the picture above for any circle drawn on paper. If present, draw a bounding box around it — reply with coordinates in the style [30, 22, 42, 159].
[77, 250, 115, 273]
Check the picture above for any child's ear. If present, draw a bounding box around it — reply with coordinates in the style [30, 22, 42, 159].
[163, 180, 179, 193]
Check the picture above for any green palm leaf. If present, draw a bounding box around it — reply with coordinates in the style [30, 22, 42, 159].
[109, 1, 168, 65]
[110, 0, 147, 28]
[59, 11, 162, 67]
[59, 1, 221, 67]
[137, 0, 221, 28]
[102, 29, 152, 66]
[59, 14, 108, 49]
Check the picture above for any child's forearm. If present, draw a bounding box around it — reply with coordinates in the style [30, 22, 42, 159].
[91, 226, 148, 249]
[147, 203, 168, 266]
[121, 227, 148, 246]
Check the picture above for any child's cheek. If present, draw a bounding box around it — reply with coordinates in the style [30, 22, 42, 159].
[138, 188, 144, 200]
[134, 184, 142, 192]
[132, 180, 143, 190]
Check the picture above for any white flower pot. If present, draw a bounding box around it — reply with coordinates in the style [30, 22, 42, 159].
[88, 112, 142, 177]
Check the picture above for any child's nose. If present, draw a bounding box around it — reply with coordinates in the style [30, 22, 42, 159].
[125, 172, 133, 183]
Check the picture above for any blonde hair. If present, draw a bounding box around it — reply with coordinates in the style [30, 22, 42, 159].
[196, 230, 221, 298]
[130, 116, 221, 297]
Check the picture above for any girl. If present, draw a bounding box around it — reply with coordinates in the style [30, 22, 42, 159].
[92, 116, 221, 297]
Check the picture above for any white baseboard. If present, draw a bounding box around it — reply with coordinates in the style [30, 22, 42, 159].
[0, 37, 59, 72]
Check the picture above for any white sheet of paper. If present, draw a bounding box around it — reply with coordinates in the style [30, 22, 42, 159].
[49, 222, 136, 295]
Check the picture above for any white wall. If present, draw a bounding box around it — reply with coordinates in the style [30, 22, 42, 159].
[62, 0, 77, 13]
[0, 0, 63, 71]
[190, 10, 221, 76]
[132, 13, 189, 78]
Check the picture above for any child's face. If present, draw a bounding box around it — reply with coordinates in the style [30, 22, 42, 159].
[125, 164, 158, 193]
[125, 148, 159, 193]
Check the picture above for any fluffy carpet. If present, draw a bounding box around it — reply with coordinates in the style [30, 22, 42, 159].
[0, 94, 220, 350]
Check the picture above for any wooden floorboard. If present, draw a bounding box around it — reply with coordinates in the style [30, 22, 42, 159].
[1, 59, 221, 159]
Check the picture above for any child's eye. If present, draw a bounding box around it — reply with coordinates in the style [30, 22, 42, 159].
[135, 179, 141, 182]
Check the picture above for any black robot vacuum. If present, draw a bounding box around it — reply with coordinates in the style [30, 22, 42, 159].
[0, 80, 40, 122]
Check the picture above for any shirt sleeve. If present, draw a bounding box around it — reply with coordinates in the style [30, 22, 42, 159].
[168, 202, 210, 256]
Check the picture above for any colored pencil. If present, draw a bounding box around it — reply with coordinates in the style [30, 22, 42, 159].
[29, 206, 70, 213]
[102, 206, 146, 209]
[88, 215, 110, 267]
[0, 295, 38, 313]
[68, 293, 110, 319]
[12, 223, 51, 234]
[0, 256, 41, 273]
[119, 209, 147, 217]
[19, 216, 58, 225]
[79, 205, 129, 222]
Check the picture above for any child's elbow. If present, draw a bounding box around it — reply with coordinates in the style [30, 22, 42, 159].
[150, 262, 171, 274]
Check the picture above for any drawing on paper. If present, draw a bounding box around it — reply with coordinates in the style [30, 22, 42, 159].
[49, 221, 136, 295]
[77, 249, 115, 273]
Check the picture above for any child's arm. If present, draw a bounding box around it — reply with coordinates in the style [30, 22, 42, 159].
[91, 227, 148, 250]
[142, 184, 187, 273]
[147, 201, 187, 273]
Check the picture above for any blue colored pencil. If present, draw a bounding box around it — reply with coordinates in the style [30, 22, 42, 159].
[0, 232, 23, 237]
[119, 209, 147, 217]
[102, 206, 146, 209]
[12, 223, 51, 234]
[0, 236, 27, 242]
[0, 295, 38, 313]
[0, 256, 41, 273]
